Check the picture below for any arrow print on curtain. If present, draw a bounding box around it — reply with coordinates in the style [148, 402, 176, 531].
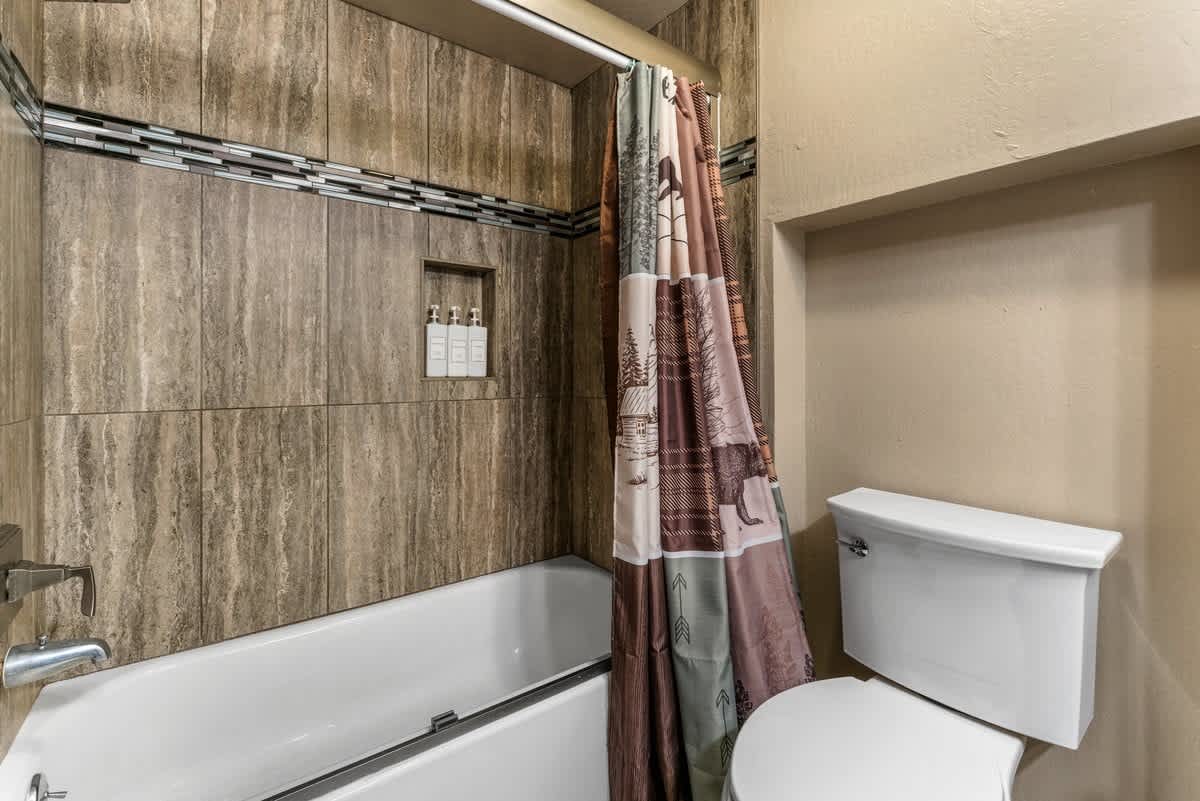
[672, 572, 690, 644]
[717, 689, 735, 767]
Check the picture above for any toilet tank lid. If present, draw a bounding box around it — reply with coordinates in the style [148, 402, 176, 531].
[827, 488, 1122, 570]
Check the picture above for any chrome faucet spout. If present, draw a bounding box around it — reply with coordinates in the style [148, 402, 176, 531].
[2, 635, 112, 687]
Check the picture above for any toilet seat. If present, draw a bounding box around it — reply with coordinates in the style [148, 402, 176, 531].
[727, 677, 1024, 801]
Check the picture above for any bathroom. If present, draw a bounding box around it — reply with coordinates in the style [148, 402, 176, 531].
[0, 0, 1197, 799]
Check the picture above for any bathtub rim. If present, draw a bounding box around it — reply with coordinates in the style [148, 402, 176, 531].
[2, 555, 612, 801]
[32, 554, 608, 701]
[263, 655, 612, 801]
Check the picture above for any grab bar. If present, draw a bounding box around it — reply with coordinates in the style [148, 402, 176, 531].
[264, 656, 612, 801]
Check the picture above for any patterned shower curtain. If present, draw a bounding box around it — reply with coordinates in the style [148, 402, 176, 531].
[602, 64, 815, 801]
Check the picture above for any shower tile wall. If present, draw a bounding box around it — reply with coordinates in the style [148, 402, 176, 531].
[200, 0, 328, 156]
[43, 155, 202, 414]
[429, 38, 510, 198]
[0, 0, 42, 754]
[40, 0, 574, 672]
[567, 0, 761, 569]
[0, 0, 41, 88]
[42, 0, 199, 130]
[327, 0, 427, 180]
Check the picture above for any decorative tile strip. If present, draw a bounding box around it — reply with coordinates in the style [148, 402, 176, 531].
[719, 137, 756, 186]
[43, 103, 579, 238]
[41, 102, 756, 240]
[569, 137, 757, 238]
[0, 35, 42, 138]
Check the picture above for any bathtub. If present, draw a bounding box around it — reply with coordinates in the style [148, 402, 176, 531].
[0, 556, 611, 801]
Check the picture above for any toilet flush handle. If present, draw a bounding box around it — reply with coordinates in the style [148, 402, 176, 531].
[837, 537, 870, 558]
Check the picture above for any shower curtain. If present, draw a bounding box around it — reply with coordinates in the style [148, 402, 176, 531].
[603, 63, 816, 801]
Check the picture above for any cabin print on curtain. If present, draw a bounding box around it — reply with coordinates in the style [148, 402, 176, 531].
[604, 63, 815, 801]
[617, 326, 659, 466]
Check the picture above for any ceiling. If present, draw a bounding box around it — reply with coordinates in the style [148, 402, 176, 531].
[346, 0, 688, 87]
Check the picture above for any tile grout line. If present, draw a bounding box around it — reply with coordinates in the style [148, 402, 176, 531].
[38, 391, 580, 419]
[197, 172, 205, 644]
[325, 186, 332, 618]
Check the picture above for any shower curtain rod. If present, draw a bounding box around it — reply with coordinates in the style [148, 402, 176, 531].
[470, 0, 724, 95]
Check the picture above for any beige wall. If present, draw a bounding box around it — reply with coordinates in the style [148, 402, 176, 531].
[762, 4, 1200, 797]
[791, 147, 1200, 801]
[760, 0, 1200, 229]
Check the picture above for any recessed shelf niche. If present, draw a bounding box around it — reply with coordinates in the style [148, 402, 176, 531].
[420, 256, 498, 381]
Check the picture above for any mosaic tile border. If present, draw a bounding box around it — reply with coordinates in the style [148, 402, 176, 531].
[44, 104, 756, 239]
[44, 104, 582, 237]
[0, 34, 41, 138]
[3, 26, 755, 239]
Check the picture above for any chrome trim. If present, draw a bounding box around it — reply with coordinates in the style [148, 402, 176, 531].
[837, 536, 870, 558]
[430, 710, 458, 732]
[26, 773, 67, 801]
[2, 635, 112, 687]
[3, 562, 97, 616]
[264, 655, 612, 801]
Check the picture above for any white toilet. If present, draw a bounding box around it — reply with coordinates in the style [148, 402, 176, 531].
[727, 488, 1123, 801]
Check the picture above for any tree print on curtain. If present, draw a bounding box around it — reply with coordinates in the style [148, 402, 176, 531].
[605, 63, 815, 801]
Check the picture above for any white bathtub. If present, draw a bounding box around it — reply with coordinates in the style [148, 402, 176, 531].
[0, 556, 611, 801]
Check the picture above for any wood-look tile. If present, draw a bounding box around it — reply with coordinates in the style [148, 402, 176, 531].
[0, 420, 38, 752]
[570, 397, 612, 570]
[422, 217, 510, 401]
[515, 395, 571, 564]
[424, 270, 484, 320]
[0, 0, 42, 88]
[429, 38, 510, 198]
[329, 200, 425, 404]
[328, 403, 418, 610]
[44, 151, 201, 415]
[648, 4, 688, 53]
[42, 412, 203, 671]
[571, 233, 604, 399]
[428, 207, 510, 268]
[0, 96, 39, 426]
[683, 0, 756, 144]
[411, 401, 462, 592]
[509, 230, 571, 398]
[202, 0, 327, 157]
[328, 0, 428, 180]
[510, 69, 572, 210]
[570, 63, 616, 211]
[454, 400, 521, 580]
[724, 176, 757, 344]
[202, 179, 327, 408]
[202, 407, 327, 641]
[44, 0, 202, 130]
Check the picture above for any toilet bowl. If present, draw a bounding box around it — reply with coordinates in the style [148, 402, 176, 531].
[726, 488, 1122, 801]
[727, 677, 1023, 801]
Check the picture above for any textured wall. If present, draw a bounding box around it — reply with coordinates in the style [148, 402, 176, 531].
[568, 0, 761, 569]
[0, 0, 41, 754]
[759, 0, 1200, 229]
[800, 148, 1200, 801]
[39, 0, 575, 675]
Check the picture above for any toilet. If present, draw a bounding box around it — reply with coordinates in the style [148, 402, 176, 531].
[727, 488, 1123, 801]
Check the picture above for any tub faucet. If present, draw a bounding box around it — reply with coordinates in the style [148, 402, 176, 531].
[2, 559, 97, 616]
[2, 634, 112, 687]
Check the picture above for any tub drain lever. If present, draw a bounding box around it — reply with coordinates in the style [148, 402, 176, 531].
[431, 710, 458, 732]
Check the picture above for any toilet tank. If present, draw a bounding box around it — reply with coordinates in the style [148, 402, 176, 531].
[827, 488, 1122, 749]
